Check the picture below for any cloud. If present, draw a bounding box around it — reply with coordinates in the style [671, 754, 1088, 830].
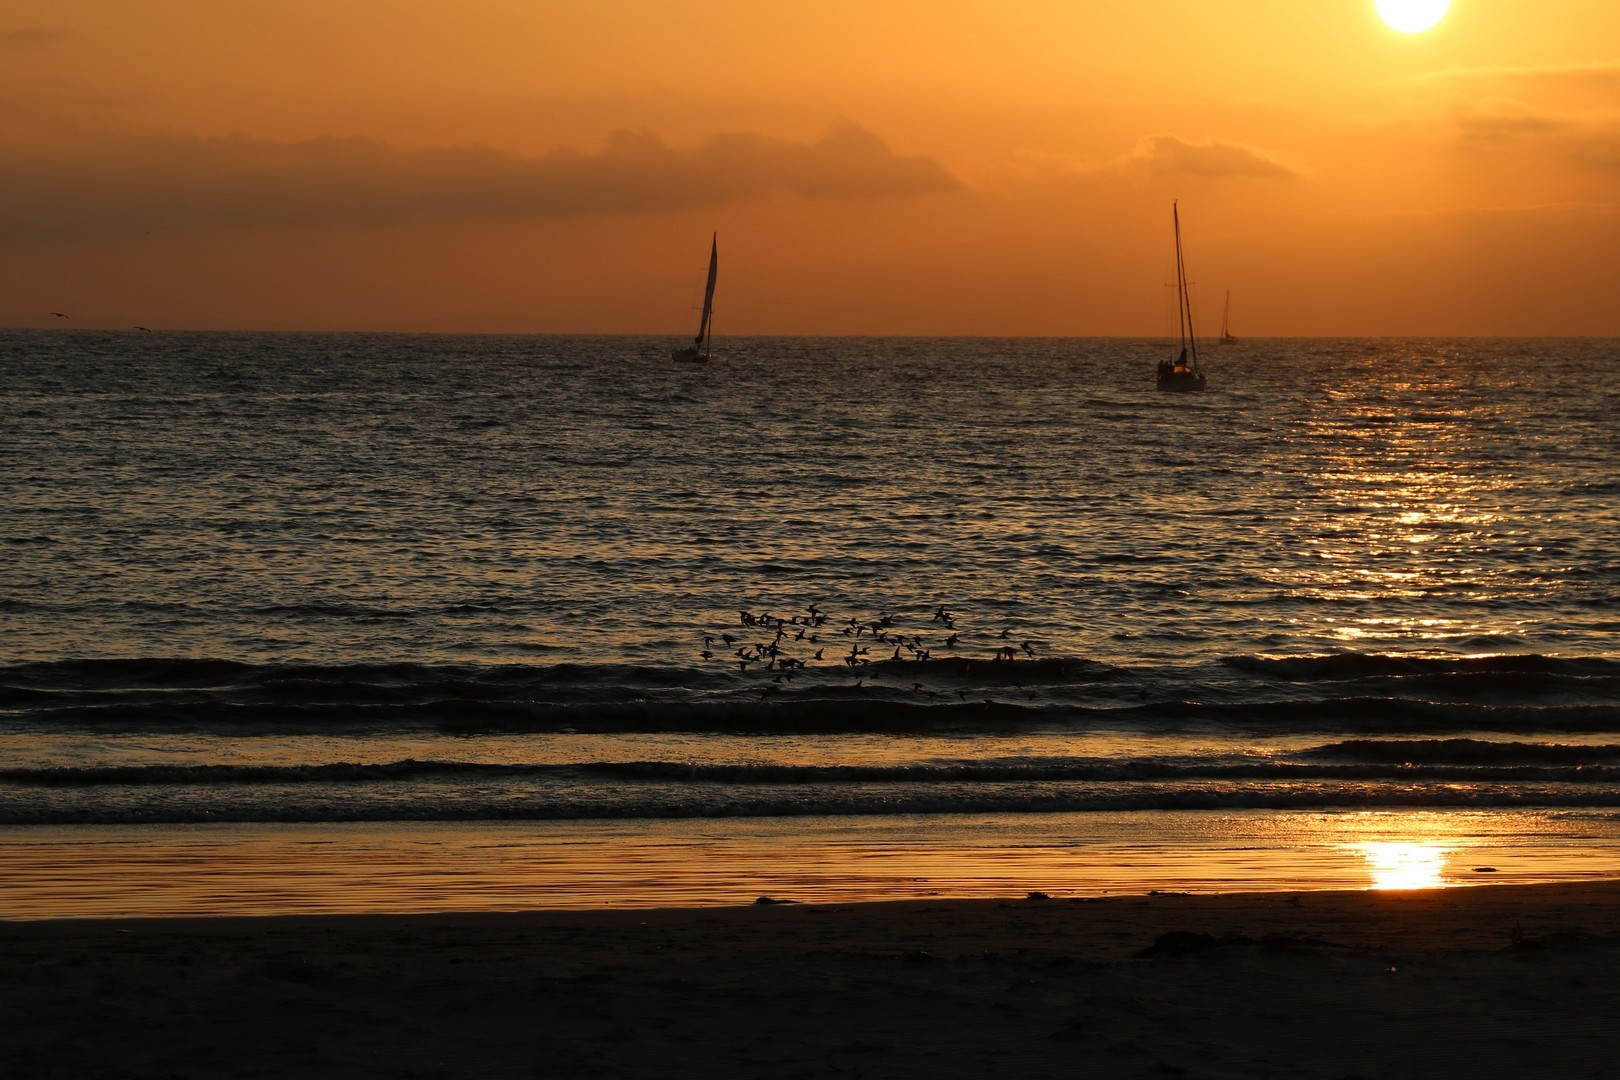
[987, 135, 1303, 191]
[1407, 59, 1620, 92]
[696, 124, 962, 199]
[0, 26, 69, 51]
[1402, 60, 1620, 161]
[1116, 134, 1304, 179]
[0, 121, 961, 242]
[1453, 99, 1574, 141]
[1445, 98, 1620, 173]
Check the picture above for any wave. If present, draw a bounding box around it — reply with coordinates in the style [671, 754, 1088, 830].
[8, 652, 1612, 690]
[1224, 651, 1620, 681]
[7, 696, 1618, 735]
[1307, 738, 1620, 765]
[7, 755, 1620, 788]
[3, 655, 1616, 734]
[6, 780, 1620, 826]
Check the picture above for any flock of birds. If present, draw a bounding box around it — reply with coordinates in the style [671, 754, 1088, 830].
[700, 603, 1044, 704]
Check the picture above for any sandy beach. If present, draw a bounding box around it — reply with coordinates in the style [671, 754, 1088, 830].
[4, 881, 1618, 1079]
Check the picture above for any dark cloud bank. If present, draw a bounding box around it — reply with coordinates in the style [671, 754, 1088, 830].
[0, 121, 961, 242]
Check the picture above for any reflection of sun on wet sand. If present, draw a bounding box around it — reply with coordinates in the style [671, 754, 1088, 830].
[1353, 841, 1453, 890]
[5, 882, 1619, 1078]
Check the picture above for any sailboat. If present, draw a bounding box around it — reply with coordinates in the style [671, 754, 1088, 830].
[1220, 289, 1237, 344]
[671, 233, 717, 363]
[1156, 202, 1207, 392]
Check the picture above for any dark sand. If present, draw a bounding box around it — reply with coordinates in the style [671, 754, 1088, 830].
[4, 882, 1619, 1079]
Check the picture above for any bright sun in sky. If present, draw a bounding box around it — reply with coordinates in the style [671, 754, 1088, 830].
[1377, 0, 1451, 33]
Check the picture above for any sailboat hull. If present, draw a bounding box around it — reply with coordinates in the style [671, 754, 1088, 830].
[671, 347, 708, 363]
[1156, 373, 1206, 392]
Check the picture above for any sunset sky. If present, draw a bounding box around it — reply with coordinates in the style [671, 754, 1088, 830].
[3, 1, 1618, 336]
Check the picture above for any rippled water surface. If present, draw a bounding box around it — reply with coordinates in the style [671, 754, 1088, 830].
[8, 334, 1617, 665]
[3, 332, 1618, 908]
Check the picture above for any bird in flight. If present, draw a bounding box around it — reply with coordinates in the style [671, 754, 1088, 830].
[50, 312, 69, 318]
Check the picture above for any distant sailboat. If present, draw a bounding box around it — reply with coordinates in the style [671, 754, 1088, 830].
[1219, 289, 1237, 344]
[1156, 202, 1207, 393]
[672, 233, 717, 363]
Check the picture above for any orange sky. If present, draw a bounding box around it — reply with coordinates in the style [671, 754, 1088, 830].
[3, 1, 1617, 335]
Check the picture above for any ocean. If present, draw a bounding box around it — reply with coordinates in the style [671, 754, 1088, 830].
[3, 331, 1618, 917]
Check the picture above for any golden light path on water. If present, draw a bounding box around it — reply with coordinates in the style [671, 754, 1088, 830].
[1293, 352, 1529, 647]
[3, 810, 1616, 919]
[1350, 842, 1454, 890]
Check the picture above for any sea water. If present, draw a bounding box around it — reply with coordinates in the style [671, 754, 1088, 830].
[3, 331, 1618, 916]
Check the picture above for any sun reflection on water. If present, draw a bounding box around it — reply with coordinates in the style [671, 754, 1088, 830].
[1350, 841, 1453, 890]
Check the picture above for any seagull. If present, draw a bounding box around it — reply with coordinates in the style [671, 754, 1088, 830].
[50, 312, 69, 319]
[133, 326, 152, 333]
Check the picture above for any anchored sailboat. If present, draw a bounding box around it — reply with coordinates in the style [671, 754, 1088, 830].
[672, 233, 718, 363]
[1156, 203, 1207, 393]
[1220, 289, 1237, 344]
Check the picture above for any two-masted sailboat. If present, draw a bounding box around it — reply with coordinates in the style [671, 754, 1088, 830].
[671, 233, 718, 363]
[1156, 202, 1207, 392]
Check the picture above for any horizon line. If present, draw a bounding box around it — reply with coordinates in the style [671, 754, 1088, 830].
[4, 326, 1615, 341]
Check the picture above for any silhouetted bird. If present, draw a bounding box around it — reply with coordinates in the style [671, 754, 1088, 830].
[50, 312, 69, 319]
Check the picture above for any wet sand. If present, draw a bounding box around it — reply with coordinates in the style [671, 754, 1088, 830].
[4, 881, 1619, 1079]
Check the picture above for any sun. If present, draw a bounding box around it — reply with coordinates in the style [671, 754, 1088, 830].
[1376, 0, 1450, 33]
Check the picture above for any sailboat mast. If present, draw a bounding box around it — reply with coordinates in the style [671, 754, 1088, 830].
[1173, 203, 1198, 367]
[1179, 201, 1192, 351]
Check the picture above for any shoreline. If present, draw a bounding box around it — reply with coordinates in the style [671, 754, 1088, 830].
[7, 809, 1618, 921]
[8, 878, 1619, 955]
[6, 881, 1618, 1078]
